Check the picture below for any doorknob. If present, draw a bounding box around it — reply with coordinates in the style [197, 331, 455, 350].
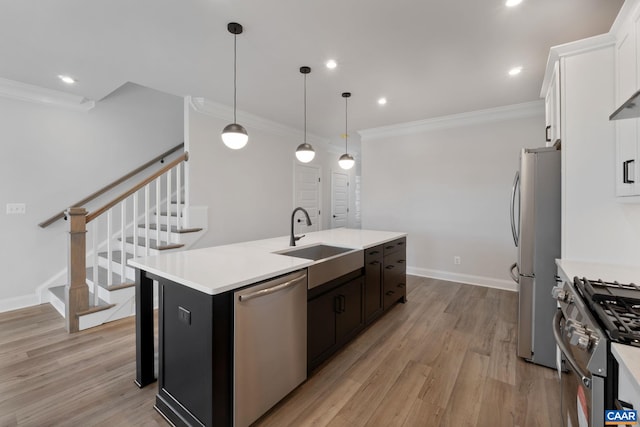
[332, 215, 336, 218]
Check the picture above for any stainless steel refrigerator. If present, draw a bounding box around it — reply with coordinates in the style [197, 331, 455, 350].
[509, 146, 560, 369]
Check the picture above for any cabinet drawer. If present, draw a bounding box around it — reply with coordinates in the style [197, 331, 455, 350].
[382, 237, 406, 256]
[365, 244, 383, 261]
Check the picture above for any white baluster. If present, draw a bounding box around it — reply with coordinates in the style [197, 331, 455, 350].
[166, 169, 172, 242]
[155, 177, 161, 248]
[107, 209, 112, 290]
[133, 192, 138, 260]
[92, 220, 99, 307]
[121, 200, 126, 284]
[177, 163, 183, 229]
[145, 184, 150, 256]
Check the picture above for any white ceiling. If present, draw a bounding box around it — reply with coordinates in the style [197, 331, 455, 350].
[0, 0, 624, 142]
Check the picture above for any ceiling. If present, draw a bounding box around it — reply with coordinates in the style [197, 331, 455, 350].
[0, 0, 624, 143]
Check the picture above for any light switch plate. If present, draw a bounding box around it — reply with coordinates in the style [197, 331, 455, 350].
[6, 203, 26, 215]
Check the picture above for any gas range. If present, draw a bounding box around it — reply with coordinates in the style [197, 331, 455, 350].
[553, 275, 640, 427]
[574, 278, 640, 347]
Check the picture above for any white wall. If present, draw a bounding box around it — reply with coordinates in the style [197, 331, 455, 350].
[0, 83, 183, 310]
[562, 48, 640, 265]
[185, 98, 359, 249]
[361, 106, 544, 290]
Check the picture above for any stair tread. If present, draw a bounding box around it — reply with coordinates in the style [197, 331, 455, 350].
[97, 250, 133, 264]
[123, 236, 184, 250]
[138, 224, 203, 233]
[49, 285, 114, 311]
[86, 266, 134, 290]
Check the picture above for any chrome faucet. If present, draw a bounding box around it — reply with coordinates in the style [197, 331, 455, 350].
[290, 207, 312, 246]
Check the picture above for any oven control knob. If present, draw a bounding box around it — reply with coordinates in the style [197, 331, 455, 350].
[569, 330, 591, 351]
[552, 286, 568, 302]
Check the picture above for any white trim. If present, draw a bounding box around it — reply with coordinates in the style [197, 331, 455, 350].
[0, 77, 95, 111]
[540, 33, 616, 96]
[407, 266, 518, 292]
[0, 294, 40, 313]
[358, 101, 544, 141]
[188, 96, 329, 147]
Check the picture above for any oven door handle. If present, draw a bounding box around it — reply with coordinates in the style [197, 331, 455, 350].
[552, 310, 592, 389]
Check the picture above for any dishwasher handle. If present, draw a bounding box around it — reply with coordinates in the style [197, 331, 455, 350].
[238, 274, 306, 302]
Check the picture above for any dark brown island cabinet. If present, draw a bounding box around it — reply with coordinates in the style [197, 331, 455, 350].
[307, 236, 407, 371]
[135, 235, 407, 426]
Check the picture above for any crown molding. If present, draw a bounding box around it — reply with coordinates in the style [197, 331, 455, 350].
[0, 77, 95, 111]
[358, 100, 544, 141]
[540, 33, 615, 96]
[188, 96, 328, 147]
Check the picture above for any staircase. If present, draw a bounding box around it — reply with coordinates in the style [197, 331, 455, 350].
[40, 145, 205, 332]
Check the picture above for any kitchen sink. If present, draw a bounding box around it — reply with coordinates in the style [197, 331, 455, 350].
[276, 244, 363, 289]
[278, 244, 353, 261]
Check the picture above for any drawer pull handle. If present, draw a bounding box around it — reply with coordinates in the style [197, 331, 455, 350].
[545, 125, 551, 142]
[386, 265, 395, 270]
[398, 260, 405, 264]
[368, 250, 380, 255]
[385, 245, 394, 250]
[369, 261, 380, 266]
[386, 291, 395, 296]
[398, 283, 406, 288]
[397, 241, 405, 246]
[623, 159, 635, 184]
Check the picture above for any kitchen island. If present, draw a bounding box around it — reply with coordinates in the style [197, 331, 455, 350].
[129, 228, 407, 427]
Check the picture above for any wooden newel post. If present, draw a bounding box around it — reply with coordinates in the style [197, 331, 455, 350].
[65, 207, 89, 333]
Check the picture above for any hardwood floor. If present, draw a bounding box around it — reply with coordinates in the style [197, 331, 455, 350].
[0, 276, 560, 426]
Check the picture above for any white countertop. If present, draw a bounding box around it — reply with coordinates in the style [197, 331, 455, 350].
[556, 259, 640, 284]
[556, 259, 640, 397]
[128, 228, 406, 295]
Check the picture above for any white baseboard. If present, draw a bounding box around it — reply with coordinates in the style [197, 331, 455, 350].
[407, 266, 518, 292]
[0, 294, 41, 313]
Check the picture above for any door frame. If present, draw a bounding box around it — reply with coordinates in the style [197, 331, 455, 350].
[330, 169, 349, 229]
[293, 161, 322, 232]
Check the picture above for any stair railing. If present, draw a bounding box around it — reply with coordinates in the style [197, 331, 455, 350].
[45, 146, 189, 332]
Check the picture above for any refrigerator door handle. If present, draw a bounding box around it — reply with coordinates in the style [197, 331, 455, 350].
[510, 171, 520, 247]
[509, 262, 519, 283]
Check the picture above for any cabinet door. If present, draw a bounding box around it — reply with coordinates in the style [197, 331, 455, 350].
[545, 61, 561, 147]
[364, 248, 383, 324]
[335, 277, 364, 343]
[616, 20, 640, 197]
[307, 291, 337, 366]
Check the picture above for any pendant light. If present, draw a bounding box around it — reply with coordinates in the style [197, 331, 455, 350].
[221, 22, 248, 150]
[338, 92, 355, 170]
[295, 66, 315, 163]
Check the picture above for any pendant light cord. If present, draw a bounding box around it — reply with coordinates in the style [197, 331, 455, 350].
[344, 96, 348, 153]
[304, 73, 307, 144]
[233, 32, 237, 124]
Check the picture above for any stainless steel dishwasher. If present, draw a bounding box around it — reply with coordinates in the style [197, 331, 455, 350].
[233, 270, 307, 427]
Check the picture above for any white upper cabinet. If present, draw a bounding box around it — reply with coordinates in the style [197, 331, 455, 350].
[544, 61, 561, 147]
[613, 6, 640, 198]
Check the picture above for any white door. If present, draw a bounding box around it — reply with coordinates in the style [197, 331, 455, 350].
[294, 163, 320, 234]
[331, 171, 349, 228]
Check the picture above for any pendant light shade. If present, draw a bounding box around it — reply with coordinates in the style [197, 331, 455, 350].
[295, 66, 315, 163]
[221, 22, 248, 150]
[222, 123, 248, 149]
[339, 92, 354, 170]
[338, 153, 355, 170]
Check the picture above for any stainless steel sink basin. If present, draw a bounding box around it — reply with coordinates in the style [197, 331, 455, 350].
[276, 244, 363, 289]
[278, 244, 353, 261]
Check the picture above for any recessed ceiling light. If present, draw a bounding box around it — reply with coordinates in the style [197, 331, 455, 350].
[326, 60, 337, 70]
[505, 0, 523, 7]
[508, 66, 523, 76]
[58, 75, 76, 84]
[377, 97, 387, 105]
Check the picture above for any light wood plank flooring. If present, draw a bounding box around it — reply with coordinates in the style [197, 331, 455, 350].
[0, 276, 560, 426]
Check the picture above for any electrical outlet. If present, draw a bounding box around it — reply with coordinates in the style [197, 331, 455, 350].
[454, 256, 461, 265]
[6, 203, 26, 215]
